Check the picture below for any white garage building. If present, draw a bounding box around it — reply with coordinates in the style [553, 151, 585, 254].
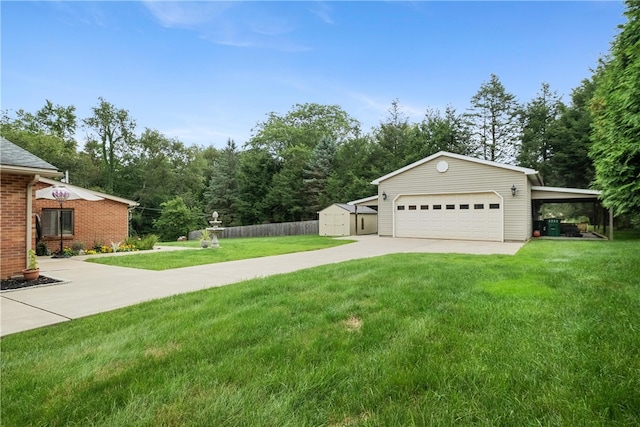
[351, 151, 603, 242]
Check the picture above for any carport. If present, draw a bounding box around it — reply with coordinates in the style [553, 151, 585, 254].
[530, 186, 612, 239]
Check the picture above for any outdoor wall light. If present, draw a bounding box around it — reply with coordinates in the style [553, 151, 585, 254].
[382, 191, 387, 201]
[511, 184, 517, 197]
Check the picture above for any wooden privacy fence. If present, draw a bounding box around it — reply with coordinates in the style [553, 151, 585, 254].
[189, 220, 319, 240]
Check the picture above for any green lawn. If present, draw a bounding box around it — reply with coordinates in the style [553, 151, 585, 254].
[2, 239, 639, 426]
[86, 235, 353, 270]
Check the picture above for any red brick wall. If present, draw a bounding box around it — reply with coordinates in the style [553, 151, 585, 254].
[34, 183, 130, 253]
[1, 173, 35, 278]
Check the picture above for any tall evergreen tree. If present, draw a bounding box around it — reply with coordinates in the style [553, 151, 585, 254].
[203, 139, 240, 226]
[265, 146, 311, 222]
[374, 99, 414, 171]
[466, 74, 521, 162]
[327, 135, 379, 203]
[304, 136, 337, 214]
[590, 0, 640, 219]
[236, 148, 280, 225]
[546, 78, 597, 188]
[517, 82, 564, 180]
[414, 107, 473, 158]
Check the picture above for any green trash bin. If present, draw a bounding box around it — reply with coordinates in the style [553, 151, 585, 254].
[546, 218, 561, 237]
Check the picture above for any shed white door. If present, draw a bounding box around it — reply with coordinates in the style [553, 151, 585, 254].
[394, 193, 503, 241]
[321, 213, 348, 236]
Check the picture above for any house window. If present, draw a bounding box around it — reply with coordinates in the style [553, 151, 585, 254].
[397, 205, 405, 211]
[474, 204, 484, 209]
[433, 205, 442, 210]
[361, 218, 364, 230]
[460, 204, 469, 210]
[420, 205, 429, 210]
[446, 204, 455, 210]
[489, 203, 500, 209]
[42, 209, 74, 237]
[408, 205, 417, 210]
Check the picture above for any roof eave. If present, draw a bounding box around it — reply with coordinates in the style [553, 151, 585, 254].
[348, 195, 378, 205]
[526, 172, 544, 186]
[371, 151, 542, 185]
[38, 177, 139, 207]
[531, 185, 601, 195]
[0, 165, 62, 177]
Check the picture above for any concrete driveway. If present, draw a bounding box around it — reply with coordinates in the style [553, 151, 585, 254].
[1, 236, 524, 337]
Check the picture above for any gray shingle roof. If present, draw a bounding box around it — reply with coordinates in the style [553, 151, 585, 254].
[335, 203, 377, 214]
[0, 136, 59, 171]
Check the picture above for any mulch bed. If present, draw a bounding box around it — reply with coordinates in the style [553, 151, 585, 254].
[1, 275, 63, 291]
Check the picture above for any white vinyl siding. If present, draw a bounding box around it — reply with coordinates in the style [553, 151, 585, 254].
[377, 156, 529, 241]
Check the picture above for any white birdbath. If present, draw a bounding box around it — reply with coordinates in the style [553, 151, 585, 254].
[205, 211, 225, 248]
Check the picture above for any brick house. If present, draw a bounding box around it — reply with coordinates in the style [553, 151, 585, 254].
[1, 137, 61, 279]
[35, 177, 138, 253]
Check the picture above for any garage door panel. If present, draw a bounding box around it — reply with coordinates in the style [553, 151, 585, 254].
[395, 193, 502, 241]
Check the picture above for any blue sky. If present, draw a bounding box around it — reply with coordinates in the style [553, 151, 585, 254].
[2, 1, 625, 148]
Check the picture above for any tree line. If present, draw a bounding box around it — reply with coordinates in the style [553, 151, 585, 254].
[2, 1, 637, 239]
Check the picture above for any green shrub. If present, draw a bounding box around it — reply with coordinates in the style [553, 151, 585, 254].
[35, 241, 50, 256]
[140, 234, 159, 250]
[125, 234, 159, 251]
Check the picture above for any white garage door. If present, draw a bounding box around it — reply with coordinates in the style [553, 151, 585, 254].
[394, 193, 503, 241]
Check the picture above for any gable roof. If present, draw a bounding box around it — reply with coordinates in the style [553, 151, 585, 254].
[347, 195, 378, 206]
[38, 177, 139, 208]
[333, 203, 377, 214]
[371, 151, 544, 186]
[0, 137, 61, 176]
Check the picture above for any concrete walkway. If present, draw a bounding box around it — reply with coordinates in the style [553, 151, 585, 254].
[1, 236, 524, 337]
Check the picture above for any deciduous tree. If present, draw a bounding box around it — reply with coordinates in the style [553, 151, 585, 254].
[248, 103, 360, 155]
[153, 196, 200, 241]
[83, 97, 136, 192]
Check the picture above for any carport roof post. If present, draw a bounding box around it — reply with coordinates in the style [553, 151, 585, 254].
[371, 151, 543, 186]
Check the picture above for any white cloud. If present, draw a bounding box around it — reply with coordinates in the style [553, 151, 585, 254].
[143, 1, 312, 52]
[310, 1, 335, 25]
[142, 1, 231, 28]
